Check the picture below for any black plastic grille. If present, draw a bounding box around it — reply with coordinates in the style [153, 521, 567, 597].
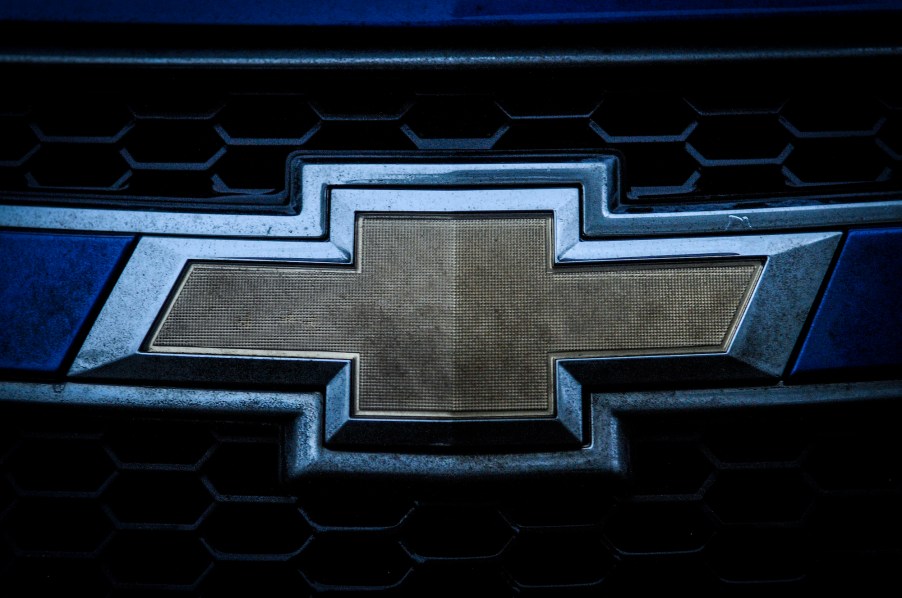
[1, 67, 901, 212]
[1, 400, 900, 595]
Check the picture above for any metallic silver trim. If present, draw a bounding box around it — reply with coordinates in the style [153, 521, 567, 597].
[0, 160, 609, 238]
[0, 381, 313, 414]
[143, 217, 763, 419]
[1, 158, 898, 238]
[589, 199, 902, 238]
[69, 185, 839, 391]
[0, 379, 897, 480]
[2, 46, 900, 68]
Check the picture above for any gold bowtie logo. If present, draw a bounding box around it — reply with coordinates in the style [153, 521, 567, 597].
[148, 215, 760, 418]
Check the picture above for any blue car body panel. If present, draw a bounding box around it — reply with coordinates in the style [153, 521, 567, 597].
[2, 0, 901, 26]
[792, 227, 902, 378]
[0, 232, 133, 373]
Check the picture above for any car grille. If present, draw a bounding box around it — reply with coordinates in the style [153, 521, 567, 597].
[2, 400, 899, 595]
[2, 29, 901, 596]
[1, 66, 900, 213]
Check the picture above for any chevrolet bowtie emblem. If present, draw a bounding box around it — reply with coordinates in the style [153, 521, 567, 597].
[148, 215, 760, 418]
[63, 158, 840, 473]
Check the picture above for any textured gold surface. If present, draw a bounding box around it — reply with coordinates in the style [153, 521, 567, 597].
[149, 216, 761, 417]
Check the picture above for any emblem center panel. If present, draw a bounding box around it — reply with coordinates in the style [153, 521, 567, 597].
[148, 215, 761, 418]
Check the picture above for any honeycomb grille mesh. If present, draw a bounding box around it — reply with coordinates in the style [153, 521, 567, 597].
[1, 401, 900, 594]
[1, 74, 901, 210]
[149, 217, 759, 416]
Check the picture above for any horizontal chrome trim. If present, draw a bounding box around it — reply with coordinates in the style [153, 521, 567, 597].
[0, 159, 610, 238]
[1, 379, 897, 480]
[3, 380, 896, 415]
[67, 186, 838, 418]
[2, 157, 899, 238]
[1, 46, 900, 68]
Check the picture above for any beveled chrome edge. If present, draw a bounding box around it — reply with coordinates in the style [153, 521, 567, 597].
[0, 380, 315, 414]
[1, 379, 897, 480]
[69, 222, 836, 400]
[64, 180, 839, 437]
[68, 183, 838, 380]
[596, 379, 902, 413]
[594, 199, 902, 238]
[0, 158, 611, 238]
[2, 157, 898, 239]
[142, 221, 765, 420]
[558, 230, 839, 384]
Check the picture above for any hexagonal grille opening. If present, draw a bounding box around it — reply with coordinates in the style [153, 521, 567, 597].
[1, 69, 900, 212]
[1, 400, 900, 593]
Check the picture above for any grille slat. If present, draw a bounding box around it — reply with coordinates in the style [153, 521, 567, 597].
[2, 81, 901, 212]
